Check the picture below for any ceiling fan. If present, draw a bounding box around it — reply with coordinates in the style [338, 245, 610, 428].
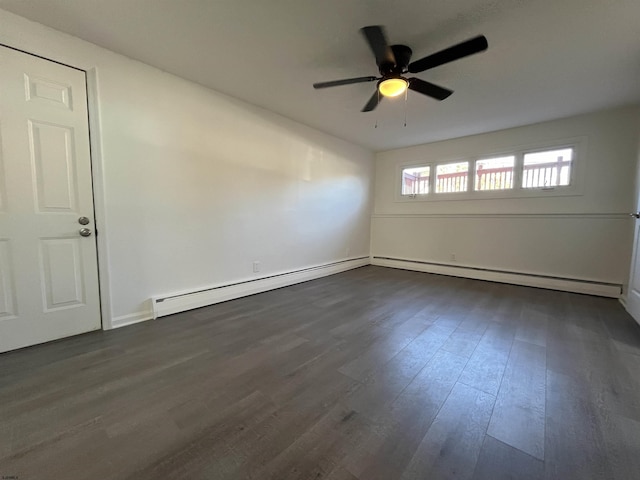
[313, 26, 488, 112]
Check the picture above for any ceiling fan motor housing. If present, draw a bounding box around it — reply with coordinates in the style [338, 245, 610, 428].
[380, 44, 413, 76]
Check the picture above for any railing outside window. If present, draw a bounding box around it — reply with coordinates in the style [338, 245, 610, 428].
[522, 158, 571, 188]
[476, 166, 514, 191]
[436, 171, 468, 193]
[401, 146, 574, 198]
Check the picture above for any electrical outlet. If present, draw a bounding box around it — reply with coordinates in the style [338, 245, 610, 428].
[253, 261, 260, 273]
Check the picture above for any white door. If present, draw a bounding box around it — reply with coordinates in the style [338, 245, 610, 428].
[0, 45, 101, 353]
[627, 208, 640, 325]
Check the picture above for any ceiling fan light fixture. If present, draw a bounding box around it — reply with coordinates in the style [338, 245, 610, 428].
[378, 78, 408, 97]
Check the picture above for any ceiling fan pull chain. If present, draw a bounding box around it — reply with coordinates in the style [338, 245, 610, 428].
[375, 90, 380, 128]
[404, 88, 408, 127]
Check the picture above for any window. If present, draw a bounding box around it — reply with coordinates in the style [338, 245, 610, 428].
[436, 162, 469, 193]
[475, 156, 515, 191]
[402, 166, 430, 195]
[522, 148, 572, 188]
[396, 138, 582, 202]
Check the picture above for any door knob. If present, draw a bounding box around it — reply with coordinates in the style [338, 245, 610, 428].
[78, 216, 90, 225]
[79, 228, 92, 237]
[630, 213, 640, 219]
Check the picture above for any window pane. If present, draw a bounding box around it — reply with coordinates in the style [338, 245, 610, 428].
[436, 162, 469, 193]
[475, 156, 515, 191]
[522, 148, 573, 188]
[402, 166, 430, 195]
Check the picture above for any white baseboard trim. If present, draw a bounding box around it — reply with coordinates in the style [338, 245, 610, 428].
[110, 310, 154, 329]
[619, 295, 628, 309]
[371, 257, 622, 298]
[151, 257, 370, 319]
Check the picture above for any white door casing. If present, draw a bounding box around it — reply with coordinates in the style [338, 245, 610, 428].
[0, 45, 101, 353]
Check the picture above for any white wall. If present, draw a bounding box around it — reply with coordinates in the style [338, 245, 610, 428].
[0, 10, 374, 326]
[373, 107, 640, 291]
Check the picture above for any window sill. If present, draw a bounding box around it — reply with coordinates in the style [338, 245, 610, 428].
[396, 186, 583, 203]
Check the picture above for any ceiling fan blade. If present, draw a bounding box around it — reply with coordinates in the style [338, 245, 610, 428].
[408, 35, 488, 73]
[361, 25, 396, 66]
[313, 76, 378, 89]
[361, 90, 382, 112]
[408, 78, 453, 100]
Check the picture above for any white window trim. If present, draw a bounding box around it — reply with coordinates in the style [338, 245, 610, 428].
[395, 136, 587, 203]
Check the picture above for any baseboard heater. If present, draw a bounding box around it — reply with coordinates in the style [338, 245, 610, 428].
[371, 256, 622, 298]
[151, 257, 370, 319]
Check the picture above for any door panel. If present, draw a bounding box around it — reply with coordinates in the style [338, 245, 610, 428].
[0, 239, 17, 319]
[0, 45, 101, 352]
[30, 121, 78, 212]
[40, 238, 85, 311]
[25, 74, 73, 109]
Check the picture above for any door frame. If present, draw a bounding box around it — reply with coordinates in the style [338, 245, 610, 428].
[0, 43, 115, 330]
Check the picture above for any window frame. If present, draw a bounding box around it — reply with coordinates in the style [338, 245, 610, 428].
[473, 154, 516, 193]
[434, 160, 470, 195]
[395, 137, 585, 203]
[401, 164, 432, 196]
[520, 146, 574, 190]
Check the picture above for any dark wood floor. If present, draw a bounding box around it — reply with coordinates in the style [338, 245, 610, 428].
[1, 266, 640, 479]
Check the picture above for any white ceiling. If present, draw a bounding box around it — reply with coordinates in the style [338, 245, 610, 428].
[1, 0, 639, 151]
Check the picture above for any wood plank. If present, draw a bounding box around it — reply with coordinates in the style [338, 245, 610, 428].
[487, 340, 546, 460]
[400, 382, 496, 480]
[458, 321, 516, 396]
[516, 306, 548, 347]
[337, 313, 433, 381]
[598, 413, 640, 480]
[344, 324, 452, 419]
[472, 435, 544, 480]
[440, 326, 485, 358]
[544, 370, 612, 480]
[342, 350, 468, 479]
